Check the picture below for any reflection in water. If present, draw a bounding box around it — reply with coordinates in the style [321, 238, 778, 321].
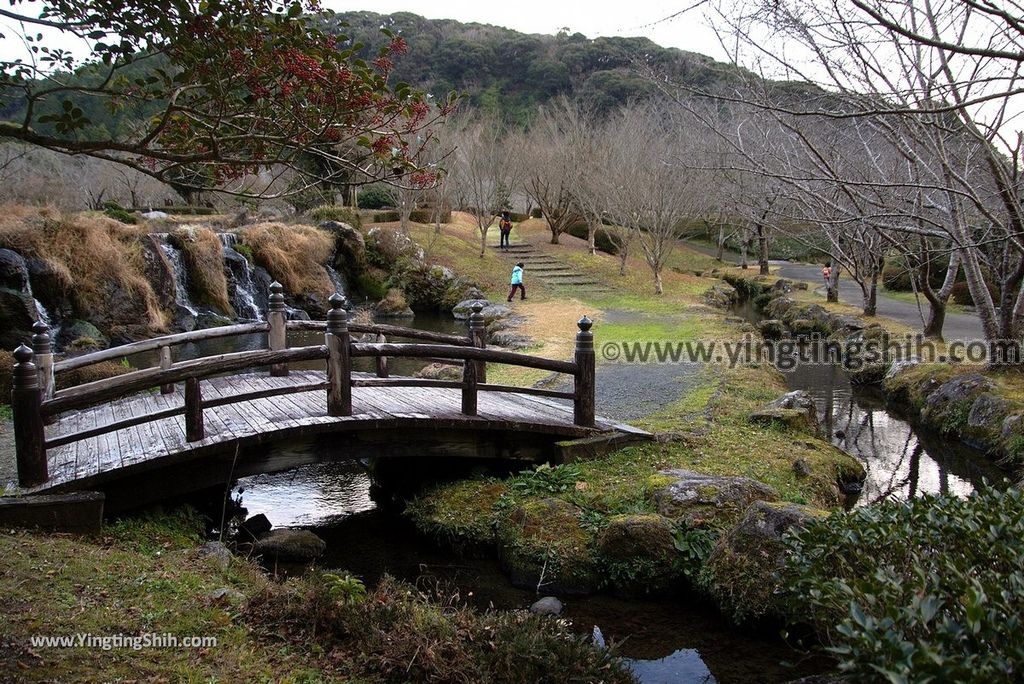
[236, 456, 831, 684]
[782, 360, 1004, 505]
[627, 649, 715, 684]
[236, 461, 374, 527]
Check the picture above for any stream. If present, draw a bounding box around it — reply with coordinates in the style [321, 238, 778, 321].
[731, 301, 1005, 504]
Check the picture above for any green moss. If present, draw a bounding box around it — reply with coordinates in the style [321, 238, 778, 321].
[406, 478, 506, 551]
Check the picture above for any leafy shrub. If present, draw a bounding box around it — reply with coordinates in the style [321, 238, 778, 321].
[564, 221, 619, 255]
[508, 463, 582, 496]
[372, 210, 401, 223]
[408, 208, 451, 223]
[308, 204, 362, 229]
[357, 185, 396, 210]
[507, 211, 530, 222]
[531, 207, 543, 218]
[352, 271, 389, 300]
[322, 572, 367, 605]
[783, 487, 1024, 683]
[102, 201, 138, 225]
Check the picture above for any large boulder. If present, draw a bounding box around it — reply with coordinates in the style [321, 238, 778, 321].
[139, 235, 178, 313]
[0, 248, 29, 291]
[252, 529, 326, 562]
[374, 288, 414, 318]
[703, 282, 737, 309]
[597, 513, 680, 595]
[758, 319, 784, 340]
[414, 362, 462, 381]
[965, 393, 1011, 447]
[320, 221, 367, 282]
[700, 500, 827, 623]
[921, 373, 991, 434]
[489, 330, 531, 349]
[479, 304, 512, 324]
[749, 390, 818, 434]
[452, 298, 491, 319]
[25, 257, 73, 321]
[0, 287, 39, 349]
[651, 469, 778, 527]
[56, 319, 108, 353]
[496, 498, 599, 595]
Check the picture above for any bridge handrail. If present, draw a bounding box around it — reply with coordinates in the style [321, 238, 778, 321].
[53, 322, 270, 374]
[289, 320, 474, 346]
[350, 342, 576, 375]
[9, 285, 596, 488]
[43, 345, 329, 416]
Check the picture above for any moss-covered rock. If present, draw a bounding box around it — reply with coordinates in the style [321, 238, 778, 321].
[652, 469, 778, 528]
[405, 479, 506, 552]
[789, 318, 817, 338]
[596, 513, 681, 596]
[496, 498, 599, 595]
[374, 287, 414, 318]
[749, 390, 818, 434]
[758, 319, 784, 340]
[699, 500, 827, 624]
[921, 373, 991, 435]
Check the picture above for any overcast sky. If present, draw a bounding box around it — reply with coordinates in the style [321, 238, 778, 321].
[325, 1, 728, 61]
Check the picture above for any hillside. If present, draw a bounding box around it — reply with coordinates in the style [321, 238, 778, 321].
[0, 11, 746, 139]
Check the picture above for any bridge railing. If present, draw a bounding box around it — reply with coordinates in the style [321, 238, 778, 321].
[9, 284, 595, 487]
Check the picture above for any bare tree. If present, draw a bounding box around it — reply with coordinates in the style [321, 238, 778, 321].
[602, 104, 710, 294]
[449, 112, 523, 257]
[521, 99, 585, 244]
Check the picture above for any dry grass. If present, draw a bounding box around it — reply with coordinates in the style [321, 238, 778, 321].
[237, 222, 335, 298]
[171, 225, 233, 315]
[0, 204, 166, 331]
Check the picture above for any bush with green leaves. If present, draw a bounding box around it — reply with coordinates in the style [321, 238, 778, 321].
[357, 185, 396, 209]
[102, 201, 138, 224]
[783, 486, 1024, 683]
[308, 204, 362, 228]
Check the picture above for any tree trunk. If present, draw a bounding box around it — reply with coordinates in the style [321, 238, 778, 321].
[757, 224, 769, 275]
[862, 277, 877, 316]
[923, 302, 946, 340]
[715, 225, 725, 262]
[740, 241, 748, 270]
[827, 267, 839, 303]
[479, 228, 487, 258]
[653, 269, 663, 295]
[618, 246, 628, 276]
[550, 226, 560, 244]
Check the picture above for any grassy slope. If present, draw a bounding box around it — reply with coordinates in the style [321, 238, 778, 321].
[405, 216, 864, 567]
[1, 509, 629, 683]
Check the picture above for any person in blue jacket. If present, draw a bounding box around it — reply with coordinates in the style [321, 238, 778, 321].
[507, 262, 526, 301]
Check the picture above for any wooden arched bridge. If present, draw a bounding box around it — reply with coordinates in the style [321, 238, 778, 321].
[9, 283, 647, 510]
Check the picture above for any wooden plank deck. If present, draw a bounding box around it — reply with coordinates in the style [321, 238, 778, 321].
[32, 370, 647, 493]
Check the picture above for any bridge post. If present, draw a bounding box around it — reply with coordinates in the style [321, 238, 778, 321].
[11, 344, 47, 486]
[185, 377, 204, 442]
[574, 315, 595, 428]
[375, 334, 389, 378]
[268, 281, 289, 377]
[326, 293, 352, 416]
[461, 345, 478, 416]
[469, 303, 487, 383]
[31, 320, 54, 402]
[159, 345, 174, 394]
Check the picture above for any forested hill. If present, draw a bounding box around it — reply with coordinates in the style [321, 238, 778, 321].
[330, 11, 740, 123]
[0, 10, 745, 140]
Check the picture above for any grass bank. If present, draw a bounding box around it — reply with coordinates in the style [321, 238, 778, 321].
[1, 508, 631, 683]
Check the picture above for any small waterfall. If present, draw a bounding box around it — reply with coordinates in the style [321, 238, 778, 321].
[219, 232, 263, 321]
[325, 264, 348, 298]
[157, 234, 199, 318]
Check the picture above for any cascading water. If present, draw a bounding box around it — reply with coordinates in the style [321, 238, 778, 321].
[325, 264, 348, 299]
[156, 233, 199, 319]
[218, 233, 263, 321]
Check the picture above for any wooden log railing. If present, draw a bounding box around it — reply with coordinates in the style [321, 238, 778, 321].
[10, 286, 597, 487]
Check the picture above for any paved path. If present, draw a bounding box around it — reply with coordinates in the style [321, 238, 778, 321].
[683, 241, 984, 342]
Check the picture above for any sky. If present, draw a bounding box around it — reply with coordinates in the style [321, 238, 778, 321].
[325, 1, 729, 61]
